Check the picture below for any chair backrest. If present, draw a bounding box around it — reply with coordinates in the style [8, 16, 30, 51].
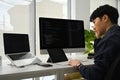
[104, 54, 120, 80]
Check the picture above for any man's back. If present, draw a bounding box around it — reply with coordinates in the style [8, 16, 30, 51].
[93, 25, 120, 80]
[79, 25, 120, 80]
[104, 53, 120, 80]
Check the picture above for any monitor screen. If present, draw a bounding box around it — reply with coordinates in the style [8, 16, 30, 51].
[39, 17, 85, 54]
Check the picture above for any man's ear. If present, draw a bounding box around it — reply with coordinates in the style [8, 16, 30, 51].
[102, 14, 109, 22]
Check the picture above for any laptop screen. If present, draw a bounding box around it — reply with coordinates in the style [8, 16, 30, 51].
[3, 33, 30, 54]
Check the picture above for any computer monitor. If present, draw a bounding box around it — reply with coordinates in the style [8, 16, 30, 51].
[39, 17, 85, 54]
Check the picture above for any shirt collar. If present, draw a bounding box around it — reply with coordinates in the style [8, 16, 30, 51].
[103, 24, 119, 38]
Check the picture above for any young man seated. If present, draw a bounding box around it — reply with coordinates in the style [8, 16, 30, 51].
[65, 4, 120, 80]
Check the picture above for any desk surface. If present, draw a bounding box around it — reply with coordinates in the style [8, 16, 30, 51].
[0, 61, 77, 80]
[0, 54, 94, 80]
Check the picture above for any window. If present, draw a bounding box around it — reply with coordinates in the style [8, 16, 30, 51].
[35, 0, 70, 56]
[0, 0, 34, 59]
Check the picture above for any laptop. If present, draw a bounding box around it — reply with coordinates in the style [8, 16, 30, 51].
[3, 33, 42, 67]
[47, 49, 69, 65]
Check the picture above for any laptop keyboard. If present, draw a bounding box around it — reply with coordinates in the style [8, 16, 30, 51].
[8, 53, 34, 60]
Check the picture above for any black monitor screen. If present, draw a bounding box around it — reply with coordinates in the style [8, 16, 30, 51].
[39, 17, 85, 50]
[3, 33, 30, 54]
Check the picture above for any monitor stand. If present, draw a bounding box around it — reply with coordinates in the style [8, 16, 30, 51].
[46, 48, 68, 63]
[47, 57, 52, 63]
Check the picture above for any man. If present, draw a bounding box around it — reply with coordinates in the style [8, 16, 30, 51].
[68, 4, 120, 80]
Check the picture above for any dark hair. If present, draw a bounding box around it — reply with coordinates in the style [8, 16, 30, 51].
[90, 4, 119, 24]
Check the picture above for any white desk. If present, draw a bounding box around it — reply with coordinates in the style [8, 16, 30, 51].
[0, 62, 78, 80]
[0, 54, 94, 80]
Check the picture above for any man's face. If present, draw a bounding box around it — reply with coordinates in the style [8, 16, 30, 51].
[92, 17, 107, 38]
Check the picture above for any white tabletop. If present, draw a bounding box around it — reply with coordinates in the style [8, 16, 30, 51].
[0, 60, 77, 80]
[0, 54, 94, 80]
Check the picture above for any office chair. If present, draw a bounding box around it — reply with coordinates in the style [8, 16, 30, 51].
[104, 54, 120, 80]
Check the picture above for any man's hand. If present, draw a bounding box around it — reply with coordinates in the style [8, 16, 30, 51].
[68, 59, 81, 69]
